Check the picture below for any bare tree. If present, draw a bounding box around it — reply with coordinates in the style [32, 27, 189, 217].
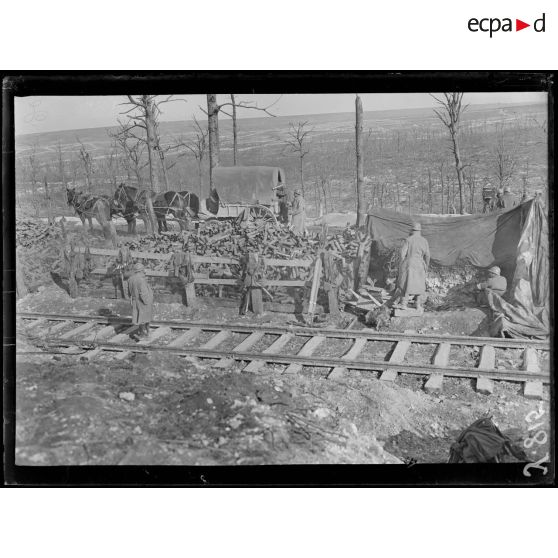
[355, 95, 365, 226]
[492, 124, 517, 191]
[285, 121, 312, 197]
[109, 123, 147, 186]
[203, 94, 280, 180]
[77, 138, 94, 189]
[56, 140, 67, 188]
[119, 95, 183, 192]
[176, 116, 208, 197]
[431, 93, 468, 214]
[27, 144, 41, 216]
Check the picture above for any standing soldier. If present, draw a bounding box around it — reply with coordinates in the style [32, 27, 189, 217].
[276, 186, 290, 225]
[396, 222, 430, 311]
[499, 186, 517, 209]
[290, 189, 306, 236]
[127, 262, 154, 337]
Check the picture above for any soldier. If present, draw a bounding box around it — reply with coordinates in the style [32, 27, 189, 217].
[275, 185, 289, 225]
[290, 189, 306, 236]
[476, 266, 507, 307]
[127, 262, 154, 337]
[499, 186, 517, 209]
[396, 222, 430, 311]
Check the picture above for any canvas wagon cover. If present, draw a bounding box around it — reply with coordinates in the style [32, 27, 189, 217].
[213, 166, 285, 206]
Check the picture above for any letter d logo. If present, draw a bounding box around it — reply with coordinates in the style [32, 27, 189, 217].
[534, 13, 546, 32]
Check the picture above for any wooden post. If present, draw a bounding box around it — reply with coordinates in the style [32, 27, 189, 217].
[250, 287, 264, 315]
[16, 251, 28, 298]
[307, 255, 323, 319]
[355, 95, 365, 227]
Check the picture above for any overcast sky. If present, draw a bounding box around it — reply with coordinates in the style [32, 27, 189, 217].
[15, 92, 546, 136]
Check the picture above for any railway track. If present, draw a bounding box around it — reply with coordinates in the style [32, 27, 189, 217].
[17, 312, 550, 399]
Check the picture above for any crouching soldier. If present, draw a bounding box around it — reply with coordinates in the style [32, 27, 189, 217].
[476, 266, 507, 307]
[127, 262, 154, 337]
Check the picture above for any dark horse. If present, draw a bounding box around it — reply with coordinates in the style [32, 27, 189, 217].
[66, 185, 117, 246]
[114, 183, 214, 234]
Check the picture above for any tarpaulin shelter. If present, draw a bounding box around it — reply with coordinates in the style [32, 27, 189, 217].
[365, 198, 550, 339]
[213, 166, 285, 206]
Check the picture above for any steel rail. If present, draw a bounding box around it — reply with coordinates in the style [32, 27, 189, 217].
[18, 312, 551, 350]
[37, 337, 550, 383]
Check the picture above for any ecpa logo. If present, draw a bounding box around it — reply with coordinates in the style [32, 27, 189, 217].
[468, 13, 546, 37]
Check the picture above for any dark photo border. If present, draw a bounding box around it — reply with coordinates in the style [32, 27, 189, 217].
[2, 71, 555, 486]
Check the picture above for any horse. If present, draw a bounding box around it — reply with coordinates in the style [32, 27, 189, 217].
[482, 187, 498, 213]
[113, 183, 158, 235]
[66, 185, 117, 246]
[152, 190, 188, 233]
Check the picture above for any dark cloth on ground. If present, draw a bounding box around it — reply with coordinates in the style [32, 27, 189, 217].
[449, 417, 527, 463]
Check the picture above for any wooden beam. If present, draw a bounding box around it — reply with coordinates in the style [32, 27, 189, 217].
[432, 343, 451, 367]
[380, 340, 410, 382]
[243, 333, 293, 373]
[168, 327, 202, 347]
[328, 338, 368, 380]
[478, 345, 495, 370]
[59, 321, 97, 339]
[284, 335, 326, 374]
[201, 330, 231, 350]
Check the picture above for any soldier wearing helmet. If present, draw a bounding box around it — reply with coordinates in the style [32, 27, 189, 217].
[476, 265, 507, 307]
[127, 262, 154, 337]
[498, 186, 517, 209]
[396, 222, 430, 311]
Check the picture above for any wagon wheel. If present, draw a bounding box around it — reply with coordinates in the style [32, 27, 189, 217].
[249, 205, 277, 225]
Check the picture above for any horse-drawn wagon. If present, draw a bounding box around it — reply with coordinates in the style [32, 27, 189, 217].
[199, 166, 286, 224]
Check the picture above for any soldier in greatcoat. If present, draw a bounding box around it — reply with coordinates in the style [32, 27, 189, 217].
[127, 262, 154, 337]
[290, 189, 306, 236]
[396, 222, 430, 310]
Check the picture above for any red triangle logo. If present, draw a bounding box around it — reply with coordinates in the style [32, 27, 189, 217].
[516, 19, 530, 31]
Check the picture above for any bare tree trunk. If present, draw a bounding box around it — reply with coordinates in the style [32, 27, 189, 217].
[440, 170, 445, 214]
[428, 168, 433, 213]
[158, 149, 170, 191]
[207, 94, 220, 191]
[299, 155, 305, 197]
[450, 132, 465, 213]
[144, 96, 161, 193]
[44, 177, 53, 224]
[197, 161, 203, 198]
[231, 94, 238, 166]
[355, 95, 365, 226]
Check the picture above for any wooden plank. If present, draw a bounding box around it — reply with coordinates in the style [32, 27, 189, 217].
[233, 331, 265, 353]
[478, 345, 495, 370]
[327, 338, 367, 380]
[524, 381, 543, 400]
[59, 321, 97, 339]
[47, 320, 73, 334]
[243, 333, 293, 373]
[24, 317, 48, 330]
[201, 330, 231, 350]
[213, 332, 265, 369]
[168, 327, 202, 347]
[523, 348, 540, 373]
[424, 373, 444, 393]
[83, 325, 116, 342]
[81, 326, 137, 361]
[263, 258, 313, 268]
[380, 340, 411, 382]
[284, 335, 326, 374]
[476, 376, 494, 395]
[432, 343, 451, 367]
[114, 326, 172, 361]
[389, 340, 411, 363]
[307, 258, 322, 316]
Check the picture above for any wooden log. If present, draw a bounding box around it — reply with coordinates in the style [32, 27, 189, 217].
[283, 335, 326, 375]
[380, 340, 410, 382]
[168, 327, 202, 347]
[307, 257, 322, 318]
[432, 343, 451, 367]
[478, 345, 496, 370]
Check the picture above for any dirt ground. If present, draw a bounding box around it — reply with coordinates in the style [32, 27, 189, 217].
[15, 285, 551, 466]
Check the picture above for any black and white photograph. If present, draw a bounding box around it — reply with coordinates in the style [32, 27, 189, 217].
[4, 74, 553, 483]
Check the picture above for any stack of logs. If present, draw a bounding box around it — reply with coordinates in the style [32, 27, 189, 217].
[16, 218, 65, 248]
